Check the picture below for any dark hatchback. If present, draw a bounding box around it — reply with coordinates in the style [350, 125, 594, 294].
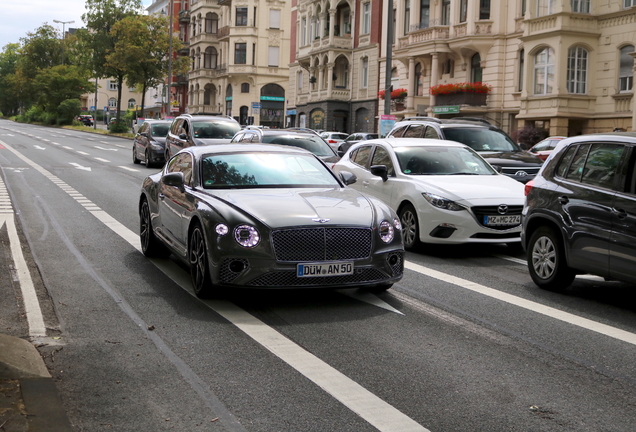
[387, 117, 544, 183]
[522, 132, 636, 290]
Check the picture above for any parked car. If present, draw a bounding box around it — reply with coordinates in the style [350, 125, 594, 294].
[387, 117, 544, 183]
[320, 132, 349, 152]
[339, 133, 379, 156]
[76, 115, 94, 126]
[528, 136, 566, 161]
[522, 132, 636, 290]
[132, 119, 172, 168]
[231, 128, 340, 166]
[139, 144, 404, 297]
[332, 138, 525, 250]
[165, 114, 241, 160]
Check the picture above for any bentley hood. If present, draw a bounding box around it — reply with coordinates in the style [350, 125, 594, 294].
[209, 187, 375, 228]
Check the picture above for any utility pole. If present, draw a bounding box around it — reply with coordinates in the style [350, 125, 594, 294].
[383, 0, 394, 115]
[167, 0, 174, 118]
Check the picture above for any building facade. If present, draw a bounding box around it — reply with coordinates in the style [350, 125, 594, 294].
[186, 0, 291, 127]
[379, 0, 635, 137]
[287, 0, 384, 133]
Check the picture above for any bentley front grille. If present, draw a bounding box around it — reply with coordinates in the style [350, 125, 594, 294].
[272, 227, 372, 262]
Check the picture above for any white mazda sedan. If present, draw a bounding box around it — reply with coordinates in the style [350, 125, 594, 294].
[332, 138, 525, 250]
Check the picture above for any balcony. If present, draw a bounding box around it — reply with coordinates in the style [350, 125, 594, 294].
[190, 32, 219, 45]
[177, 40, 189, 55]
[189, 68, 227, 80]
[524, 13, 599, 39]
[218, 26, 230, 39]
[217, 0, 231, 5]
[179, 10, 190, 23]
[397, 24, 449, 49]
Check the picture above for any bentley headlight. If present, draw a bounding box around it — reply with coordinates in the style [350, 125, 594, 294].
[422, 193, 465, 211]
[379, 220, 394, 243]
[234, 224, 260, 247]
[393, 217, 402, 231]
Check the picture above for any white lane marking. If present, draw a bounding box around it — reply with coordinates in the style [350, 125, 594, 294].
[63, 146, 73, 150]
[42, 139, 50, 142]
[94, 157, 110, 163]
[2, 139, 429, 432]
[69, 162, 91, 171]
[494, 254, 527, 265]
[118, 166, 139, 172]
[493, 255, 609, 281]
[0, 177, 46, 337]
[52, 142, 61, 145]
[404, 261, 636, 346]
[95, 146, 117, 151]
[100, 141, 109, 144]
[115, 144, 126, 148]
[34, 145, 46, 150]
[338, 289, 404, 315]
[76, 151, 90, 155]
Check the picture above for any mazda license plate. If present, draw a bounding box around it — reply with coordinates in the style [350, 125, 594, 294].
[297, 262, 354, 277]
[484, 215, 521, 226]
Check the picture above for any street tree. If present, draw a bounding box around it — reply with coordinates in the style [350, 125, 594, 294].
[107, 14, 188, 120]
[31, 65, 95, 122]
[0, 43, 21, 116]
[82, 0, 143, 124]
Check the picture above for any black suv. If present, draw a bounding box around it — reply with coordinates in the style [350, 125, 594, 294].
[231, 127, 340, 165]
[165, 114, 241, 159]
[387, 117, 544, 183]
[522, 132, 636, 290]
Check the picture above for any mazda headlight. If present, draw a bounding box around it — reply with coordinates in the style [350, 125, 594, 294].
[379, 220, 394, 243]
[422, 193, 465, 211]
[234, 224, 260, 247]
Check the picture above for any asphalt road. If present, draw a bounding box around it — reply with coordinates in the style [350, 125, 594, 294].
[1, 119, 636, 431]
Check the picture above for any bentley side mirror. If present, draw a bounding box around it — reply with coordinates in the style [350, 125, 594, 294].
[162, 172, 185, 192]
[338, 171, 357, 185]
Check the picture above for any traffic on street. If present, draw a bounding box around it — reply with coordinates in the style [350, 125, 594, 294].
[1, 119, 636, 431]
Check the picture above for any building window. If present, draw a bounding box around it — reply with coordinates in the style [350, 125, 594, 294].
[297, 71, 303, 90]
[534, 47, 555, 95]
[206, 13, 218, 33]
[567, 46, 588, 94]
[204, 47, 217, 69]
[270, 9, 281, 29]
[268, 46, 279, 67]
[518, 49, 525, 92]
[480, 0, 491, 19]
[362, 3, 371, 34]
[236, 7, 248, 26]
[108, 97, 117, 108]
[419, 0, 430, 29]
[625, 0, 636, 7]
[128, 98, 136, 109]
[301, 17, 307, 45]
[235, 43, 247, 64]
[471, 53, 482, 83]
[241, 83, 250, 93]
[404, 0, 410, 33]
[415, 63, 423, 96]
[442, 59, 454, 77]
[537, 0, 556, 16]
[619, 45, 635, 92]
[361, 57, 368, 88]
[459, 0, 468, 22]
[108, 80, 118, 91]
[571, 0, 590, 13]
[442, 0, 451, 25]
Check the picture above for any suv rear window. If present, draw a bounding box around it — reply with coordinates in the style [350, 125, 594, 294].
[443, 127, 519, 152]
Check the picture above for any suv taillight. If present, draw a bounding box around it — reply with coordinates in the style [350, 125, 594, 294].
[524, 179, 534, 196]
[328, 139, 337, 143]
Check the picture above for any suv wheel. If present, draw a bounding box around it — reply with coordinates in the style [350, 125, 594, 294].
[527, 226, 576, 291]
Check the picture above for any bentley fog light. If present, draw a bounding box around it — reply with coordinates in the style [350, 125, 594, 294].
[379, 220, 395, 243]
[422, 192, 465, 211]
[234, 224, 260, 247]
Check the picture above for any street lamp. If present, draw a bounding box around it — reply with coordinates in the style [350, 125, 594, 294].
[53, 19, 75, 64]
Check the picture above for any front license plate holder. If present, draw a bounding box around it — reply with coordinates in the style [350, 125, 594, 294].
[483, 215, 521, 226]
[297, 261, 354, 277]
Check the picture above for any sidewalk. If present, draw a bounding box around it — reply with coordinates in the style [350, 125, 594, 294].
[0, 207, 72, 429]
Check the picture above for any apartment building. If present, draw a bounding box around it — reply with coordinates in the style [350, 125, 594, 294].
[380, 0, 635, 137]
[186, 0, 291, 127]
[287, 0, 383, 133]
[83, 78, 154, 121]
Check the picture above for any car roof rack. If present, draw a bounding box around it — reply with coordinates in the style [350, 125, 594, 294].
[284, 127, 319, 135]
[403, 116, 441, 123]
[450, 117, 492, 125]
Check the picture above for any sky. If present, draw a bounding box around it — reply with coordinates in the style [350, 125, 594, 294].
[1, 0, 153, 51]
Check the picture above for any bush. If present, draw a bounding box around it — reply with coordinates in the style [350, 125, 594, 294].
[57, 99, 82, 125]
[108, 118, 129, 133]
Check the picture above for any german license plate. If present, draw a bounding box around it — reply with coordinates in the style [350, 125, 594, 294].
[484, 215, 521, 226]
[297, 261, 354, 277]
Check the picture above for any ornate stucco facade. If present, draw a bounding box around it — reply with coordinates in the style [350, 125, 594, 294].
[186, 0, 291, 127]
[287, 0, 383, 133]
[379, 0, 636, 137]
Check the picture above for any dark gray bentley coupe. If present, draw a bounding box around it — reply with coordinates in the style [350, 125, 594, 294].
[139, 144, 404, 297]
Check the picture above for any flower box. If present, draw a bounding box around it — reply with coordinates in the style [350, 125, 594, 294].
[435, 92, 487, 106]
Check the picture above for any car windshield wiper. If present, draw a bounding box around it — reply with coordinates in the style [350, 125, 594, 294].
[445, 172, 481, 175]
